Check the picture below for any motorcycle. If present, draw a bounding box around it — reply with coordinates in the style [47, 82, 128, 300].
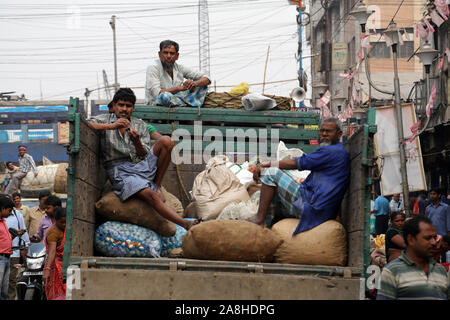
[10, 227, 47, 300]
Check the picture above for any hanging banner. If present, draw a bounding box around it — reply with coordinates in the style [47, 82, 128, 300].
[58, 122, 70, 144]
[374, 103, 427, 196]
[331, 43, 348, 70]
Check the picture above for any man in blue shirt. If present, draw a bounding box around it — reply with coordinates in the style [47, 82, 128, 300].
[252, 118, 350, 235]
[371, 192, 390, 235]
[5, 207, 29, 300]
[425, 188, 450, 237]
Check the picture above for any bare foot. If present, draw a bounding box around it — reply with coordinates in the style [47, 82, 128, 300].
[184, 218, 202, 231]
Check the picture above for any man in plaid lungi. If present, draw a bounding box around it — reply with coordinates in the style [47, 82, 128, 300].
[145, 40, 210, 107]
[253, 118, 350, 236]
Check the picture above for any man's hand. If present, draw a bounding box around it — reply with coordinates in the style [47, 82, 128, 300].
[182, 79, 196, 92]
[112, 118, 131, 130]
[20, 249, 27, 262]
[128, 128, 141, 144]
[17, 228, 26, 236]
[30, 235, 39, 243]
[253, 164, 262, 183]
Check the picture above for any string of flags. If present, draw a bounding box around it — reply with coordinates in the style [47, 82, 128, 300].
[328, 0, 450, 130]
[404, 0, 450, 144]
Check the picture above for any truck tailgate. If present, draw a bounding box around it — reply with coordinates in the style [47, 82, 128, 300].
[68, 257, 364, 300]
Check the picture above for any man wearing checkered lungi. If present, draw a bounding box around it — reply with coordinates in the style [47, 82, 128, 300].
[145, 40, 211, 107]
[253, 118, 350, 236]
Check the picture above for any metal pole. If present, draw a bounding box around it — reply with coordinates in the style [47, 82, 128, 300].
[110, 15, 119, 92]
[392, 44, 410, 216]
[425, 65, 431, 114]
[297, 6, 303, 108]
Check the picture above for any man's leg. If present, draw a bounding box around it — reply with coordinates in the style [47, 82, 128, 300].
[0, 256, 11, 300]
[255, 167, 301, 227]
[152, 136, 174, 188]
[8, 257, 19, 300]
[4, 172, 27, 195]
[134, 187, 199, 230]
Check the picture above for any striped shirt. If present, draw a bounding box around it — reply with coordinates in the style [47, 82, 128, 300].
[88, 113, 151, 169]
[18, 153, 37, 174]
[377, 252, 450, 300]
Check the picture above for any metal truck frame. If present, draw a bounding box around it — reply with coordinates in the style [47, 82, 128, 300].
[63, 97, 376, 300]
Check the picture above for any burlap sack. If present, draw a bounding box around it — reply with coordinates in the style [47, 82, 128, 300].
[95, 192, 177, 237]
[161, 186, 183, 217]
[53, 163, 68, 193]
[183, 202, 198, 219]
[273, 219, 347, 266]
[217, 199, 259, 223]
[21, 164, 59, 189]
[182, 220, 283, 262]
[192, 155, 250, 220]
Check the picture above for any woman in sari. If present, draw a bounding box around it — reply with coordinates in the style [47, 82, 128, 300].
[43, 207, 66, 300]
[385, 211, 406, 263]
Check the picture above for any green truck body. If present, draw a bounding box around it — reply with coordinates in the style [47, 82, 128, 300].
[63, 98, 376, 300]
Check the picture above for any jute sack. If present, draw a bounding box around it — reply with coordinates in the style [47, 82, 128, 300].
[95, 192, 177, 237]
[182, 220, 283, 262]
[161, 186, 184, 217]
[216, 199, 259, 223]
[183, 202, 198, 219]
[21, 164, 59, 189]
[192, 155, 250, 220]
[53, 163, 68, 193]
[273, 219, 347, 266]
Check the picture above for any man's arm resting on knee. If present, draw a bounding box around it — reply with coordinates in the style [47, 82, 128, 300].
[159, 85, 186, 96]
[193, 76, 211, 87]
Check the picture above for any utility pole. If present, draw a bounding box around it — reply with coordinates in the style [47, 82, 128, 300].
[109, 15, 119, 92]
[385, 21, 410, 216]
[297, 4, 304, 108]
[324, 1, 330, 90]
[198, 0, 211, 76]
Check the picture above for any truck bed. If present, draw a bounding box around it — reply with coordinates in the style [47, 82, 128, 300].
[63, 98, 376, 300]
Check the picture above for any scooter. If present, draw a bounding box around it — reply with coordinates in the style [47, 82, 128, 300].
[14, 239, 47, 300]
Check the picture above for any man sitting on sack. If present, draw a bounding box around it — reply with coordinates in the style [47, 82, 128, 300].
[252, 118, 350, 235]
[88, 88, 200, 231]
[145, 40, 211, 107]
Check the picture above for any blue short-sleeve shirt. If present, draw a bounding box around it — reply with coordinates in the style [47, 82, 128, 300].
[292, 142, 350, 234]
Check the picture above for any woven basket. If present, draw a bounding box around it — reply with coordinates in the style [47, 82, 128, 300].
[203, 92, 292, 110]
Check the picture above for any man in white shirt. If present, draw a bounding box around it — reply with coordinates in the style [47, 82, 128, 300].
[389, 193, 404, 214]
[5, 207, 30, 300]
[5, 145, 38, 196]
[145, 40, 211, 107]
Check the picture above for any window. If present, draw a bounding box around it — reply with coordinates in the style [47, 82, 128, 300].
[348, 37, 355, 66]
[369, 42, 391, 59]
[398, 41, 414, 58]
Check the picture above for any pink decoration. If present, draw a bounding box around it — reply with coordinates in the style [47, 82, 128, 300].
[417, 23, 428, 38]
[435, 0, 450, 18]
[361, 35, 371, 49]
[384, 34, 393, 47]
[426, 80, 437, 117]
[403, 28, 411, 41]
[398, 30, 404, 45]
[424, 19, 435, 33]
[439, 55, 445, 70]
[430, 10, 445, 27]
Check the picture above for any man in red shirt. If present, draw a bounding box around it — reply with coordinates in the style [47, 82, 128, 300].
[0, 195, 15, 300]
